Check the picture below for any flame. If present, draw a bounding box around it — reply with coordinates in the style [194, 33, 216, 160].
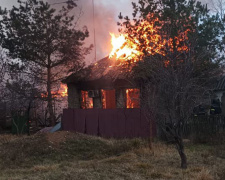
[101, 89, 106, 109]
[58, 84, 68, 97]
[41, 83, 68, 98]
[81, 91, 93, 109]
[109, 33, 141, 61]
[126, 89, 140, 108]
[109, 33, 142, 62]
[109, 16, 191, 64]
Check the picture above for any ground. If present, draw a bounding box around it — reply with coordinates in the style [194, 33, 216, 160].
[0, 131, 225, 180]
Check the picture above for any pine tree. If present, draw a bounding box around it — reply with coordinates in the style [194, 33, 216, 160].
[0, 0, 92, 125]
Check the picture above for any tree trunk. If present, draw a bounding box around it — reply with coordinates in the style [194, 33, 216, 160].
[176, 138, 187, 169]
[47, 66, 55, 126]
[148, 87, 156, 151]
[149, 117, 153, 150]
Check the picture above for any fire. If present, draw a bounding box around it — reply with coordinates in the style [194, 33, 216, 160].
[81, 91, 93, 109]
[41, 83, 68, 98]
[109, 16, 191, 64]
[109, 33, 141, 61]
[126, 89, 140, 108]
[58, 84, 68, 97]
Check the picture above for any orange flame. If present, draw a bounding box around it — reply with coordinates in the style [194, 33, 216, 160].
[41, 83, 68, 98]
[81, 91, 93, 109]
[109, 33, 141, 61]
[126, 89, 140, 108]
[58, 83, 68, 97]
[109, 17, 191, 64]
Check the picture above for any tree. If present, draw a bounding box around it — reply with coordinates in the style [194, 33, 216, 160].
[118, 0, 224, 168]
[5, 74, 39, 135]
[207, 0, 225, 64]
[207, 0, 225, 19]
[0, 0, 91, 126]
[0, 48, 8, 97]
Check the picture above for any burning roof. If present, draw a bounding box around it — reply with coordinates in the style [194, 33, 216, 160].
[62, 56, 131, 84]
[64, 15, 191, 84]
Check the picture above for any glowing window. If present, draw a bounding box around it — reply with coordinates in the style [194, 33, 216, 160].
[101, 89, 116, 109]
[81, 91, 93, 109]
[126, 89, 140, 108]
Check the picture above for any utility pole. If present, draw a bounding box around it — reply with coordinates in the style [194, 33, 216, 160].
[92, 0, 97, 62]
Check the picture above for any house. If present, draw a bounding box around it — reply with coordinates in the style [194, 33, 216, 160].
[215, 75, 225, 101]
[63, 56, 141, 109]
[61, 57, 156, 138]
[214, 75, 225, 115]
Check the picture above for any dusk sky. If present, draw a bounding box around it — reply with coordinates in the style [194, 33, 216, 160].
[0, 0, 139, 65]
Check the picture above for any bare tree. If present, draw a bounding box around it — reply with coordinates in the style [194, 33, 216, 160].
[206, 0, 225, 19]
[134, 42, 221, 168]
[114, 0, 224, 169]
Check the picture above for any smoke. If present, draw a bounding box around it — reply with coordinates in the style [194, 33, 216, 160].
[1, 0, 140, 64]
[47, 0, 138, 64]
[76, 0, 119, 64]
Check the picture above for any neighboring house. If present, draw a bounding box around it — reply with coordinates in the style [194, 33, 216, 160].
[193, 76, 225, 116]
[214, 75, 225, 115]
[61, 57, 156, 138]
[215, 75, 225, 101]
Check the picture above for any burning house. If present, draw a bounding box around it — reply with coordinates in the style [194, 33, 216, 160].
[63, 57, 140, 110]
[60, 17, 188, 138]
[62, 14, 191, 112]
[61, 56, 155, 138]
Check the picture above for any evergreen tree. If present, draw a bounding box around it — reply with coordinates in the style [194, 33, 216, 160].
[0, 0, 91, 125]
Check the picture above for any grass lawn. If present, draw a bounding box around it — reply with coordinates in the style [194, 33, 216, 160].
[0, 131, 225, 180]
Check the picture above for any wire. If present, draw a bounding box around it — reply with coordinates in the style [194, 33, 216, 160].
[50, 0, 77, 6]
[92, 0, 97, 62]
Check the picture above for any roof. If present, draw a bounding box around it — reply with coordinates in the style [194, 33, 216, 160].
[62, 56, 131, 84]
[215, 75, 225, 91]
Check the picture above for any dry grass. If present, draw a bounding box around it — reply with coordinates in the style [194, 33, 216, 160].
[0, 131, 225, 180]
[0, 134, 20, 145]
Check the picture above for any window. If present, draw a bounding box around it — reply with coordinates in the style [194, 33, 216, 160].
[126, 89, 140, 108]
[81, 91, 93, 109]
[101, 89, 116, 109]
